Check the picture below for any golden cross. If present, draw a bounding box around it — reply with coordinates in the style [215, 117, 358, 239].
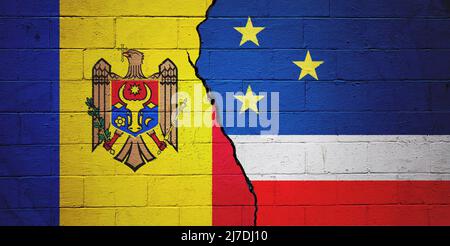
[118, 44, 128, 62]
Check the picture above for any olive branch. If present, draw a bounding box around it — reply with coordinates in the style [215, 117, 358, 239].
[85, 97, 111, 143]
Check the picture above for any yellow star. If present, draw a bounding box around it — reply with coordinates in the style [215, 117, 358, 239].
[130, 84, 140, 95]
[234, 85, 264, 113]
[234, 17, 265, 46]
[293, 51, 324, 80]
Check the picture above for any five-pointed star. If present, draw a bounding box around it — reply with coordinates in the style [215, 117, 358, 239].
[234, 17, 265, 46]
[293, 51, 324, 80]
[234, 85, 264, 113]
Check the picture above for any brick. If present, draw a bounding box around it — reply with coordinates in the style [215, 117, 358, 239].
[209, 0, 269, 17]
[84, 177, 147, 207]
[60, 144, 116, 176]
[213, 206, 242, 225]
[213, 143, 246, 176]
[60, 208, 115, 226]
[267, 0, 329, 17]
[253, 181, 276, 206]
[337, 51, 450, 81]
[60, 17, 114, 49]
[148, 176, 211, 206]
[0, 179, 20, 209]
[336, 181, 398, 205]
[0, 209, 58, 226]
[398, 181, 431, 205]
[0, 82, 56, 112]
[180, 207, 211, 226]
[213, 206, 254, 226]
[213, 175, 253, 206]
[18, 0, 449, 228]
[258, 206, 305, 226]
[235, 143, 305, 175]
[59, 113, 92, 144]
[19, 177, 59, 208]
[0, 114, 57, 145]
[331, 0, 449, 17]
[367, 205, 429, 225]
[396, 181, 450, 205]
[430, 143, 450, 173]
[305, 82, 430, 112]
[0, 50, 59, 81]
[60, 81, 92, 113]
[305, 206, 367, 226]
[425, 182, 450, 204]
[430, 83, 450, 111]
[368, 142, 430, 173]
[199, 50, 336, 81]
[0, 1, 58, 17]
[201, 50, 272, 80]
[304, 143, 326, 174]
[83, 49, 200, 81]
[61, 0, 208, 17]
[0, 146, 56, 177]
[116, 18, 178, 49]
[200, 18, 304, 49]
[274, 181, 338, 205]
[247, 81, 306, 112]
[228, 111, 450, 134]
[60, 177, 84, 208]
[21, 114, 58, 144]
[429, 205, 450, 225]
[116, 207, 179, 226]
[60, 50, 84, 81]
[178, 18, 203, 49]
[304, 19, 450, 49]
[209, 0, 329, 17]
[0, 18, 51, 48]
[324, 143, 368, 173]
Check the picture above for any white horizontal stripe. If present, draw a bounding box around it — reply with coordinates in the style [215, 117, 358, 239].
[230, 135, 450, 181]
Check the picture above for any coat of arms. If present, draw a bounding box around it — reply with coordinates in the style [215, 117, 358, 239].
[85, 49, 184, 171]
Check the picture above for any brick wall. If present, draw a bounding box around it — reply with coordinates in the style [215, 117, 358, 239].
[0, 0, 60, 225]
[197, 0, 450, 225]
[59, 0, 215, 226]
[1, 0, 449, 226]
[0, 0, 217, 226]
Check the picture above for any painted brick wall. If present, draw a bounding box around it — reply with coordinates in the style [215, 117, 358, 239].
[59, 0, 215, 226]
[0, 0, 60, 225]
[197, 0, 450, 225]
[0, 0, 217, 226]
[1, 0, 450, 226]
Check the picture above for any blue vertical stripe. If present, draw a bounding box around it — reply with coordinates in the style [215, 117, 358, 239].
[0, 0, 59, 225]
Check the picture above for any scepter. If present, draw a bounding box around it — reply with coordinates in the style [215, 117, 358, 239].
[157, 98, 188, 155]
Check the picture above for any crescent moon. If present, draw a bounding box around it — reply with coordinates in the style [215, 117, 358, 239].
[145, 118, 152, 126]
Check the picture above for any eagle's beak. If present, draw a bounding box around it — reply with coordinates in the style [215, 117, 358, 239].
[122, 51, 130, 58]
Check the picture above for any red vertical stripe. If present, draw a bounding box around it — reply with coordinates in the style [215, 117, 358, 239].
[212, 109, 255, 226]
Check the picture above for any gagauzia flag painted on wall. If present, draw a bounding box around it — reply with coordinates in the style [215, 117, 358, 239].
[1, 0, 450, 225]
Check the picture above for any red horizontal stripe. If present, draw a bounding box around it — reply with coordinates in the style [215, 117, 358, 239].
[254, 181, 450, 225]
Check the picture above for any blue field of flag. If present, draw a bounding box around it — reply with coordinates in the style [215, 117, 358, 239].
[197, 0, 450, 135]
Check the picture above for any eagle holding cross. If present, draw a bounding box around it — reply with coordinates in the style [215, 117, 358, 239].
[85, 49, 183, 171]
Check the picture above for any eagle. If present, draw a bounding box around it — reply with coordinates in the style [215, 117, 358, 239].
[89, 49, 179, 171]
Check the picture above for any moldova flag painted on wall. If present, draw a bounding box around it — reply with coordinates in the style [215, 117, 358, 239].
[0, 0, 254, 226]
[1, 0, 450, 226]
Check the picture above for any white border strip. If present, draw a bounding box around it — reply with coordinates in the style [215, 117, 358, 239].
[230, 135, 450, 181]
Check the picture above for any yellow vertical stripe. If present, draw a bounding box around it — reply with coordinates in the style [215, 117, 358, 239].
[60, 0, 213, 225]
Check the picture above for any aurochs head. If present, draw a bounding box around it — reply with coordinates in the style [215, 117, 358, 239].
[118, 83, 151, 133]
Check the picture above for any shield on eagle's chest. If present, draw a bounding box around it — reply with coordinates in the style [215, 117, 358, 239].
[111, 80, 159, 137]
